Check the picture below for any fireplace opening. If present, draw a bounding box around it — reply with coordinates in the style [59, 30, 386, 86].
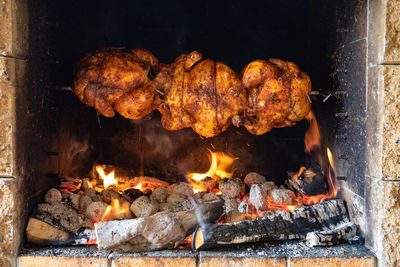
[18, 0, 375, 264]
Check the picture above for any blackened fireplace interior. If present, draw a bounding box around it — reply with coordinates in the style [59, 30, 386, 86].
[25, 0, 368, 249]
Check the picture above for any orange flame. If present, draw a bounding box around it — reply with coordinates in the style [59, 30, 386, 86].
[96, 165, 118, 188]
[134, 182, 143, 191]
[296, 111, 339, 205]
[187, 150, 235, 182]
[101, 198, 130, 221]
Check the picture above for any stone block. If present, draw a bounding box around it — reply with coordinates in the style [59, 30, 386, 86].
[0, 178, 23, 267]
[112, 257, 196, 267]
[384, 0, 400, 63]
[199, 257, 286, 267]
[289, 257, 375, 267]
[18, 256, 109, 267]
[365, 178, 400, 266]
[381, 225, 400, 267]
[381, 181, 400, 227]
[382, 66, 400, 180]
[0, 57, 26, 177]
[0, 0, 28, 58]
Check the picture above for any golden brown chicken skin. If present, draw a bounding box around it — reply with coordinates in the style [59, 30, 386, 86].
[157, 52, 247, 137]
[73, 48, 311, 138]
[241, 59, 311, 135]
[73, 48, 159, 118]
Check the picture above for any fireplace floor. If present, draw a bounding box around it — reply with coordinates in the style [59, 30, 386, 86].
[18, 242, 375, 267]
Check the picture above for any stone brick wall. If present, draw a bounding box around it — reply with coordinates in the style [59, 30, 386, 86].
[366, 0, 400, 266]
[0, 0, 28, 266]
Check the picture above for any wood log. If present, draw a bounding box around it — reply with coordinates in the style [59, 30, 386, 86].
[192, 199, 349, 250]
[95, 198, 224, 252]
[26, 217, 96, 246]
[305, 221, 357, 247]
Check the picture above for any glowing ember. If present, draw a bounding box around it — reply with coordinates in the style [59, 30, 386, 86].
[96, 165, 118, 188]
[187, 150, 235, 182]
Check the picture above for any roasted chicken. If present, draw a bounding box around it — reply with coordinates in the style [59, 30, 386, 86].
[73, 48, 159, 118]
[241, 59, 311, 135]
[72, 49, 311, 137]
[157, 52, 247, 137]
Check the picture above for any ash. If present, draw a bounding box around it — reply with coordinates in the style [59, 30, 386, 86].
[20, 241, 373, 259]
[198, 241, 374, 258]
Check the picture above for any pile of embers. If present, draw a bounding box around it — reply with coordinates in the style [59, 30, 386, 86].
[26, 164, 358, 252]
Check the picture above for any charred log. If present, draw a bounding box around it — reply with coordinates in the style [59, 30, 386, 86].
[305, 221, 357, 247]
[192, 199, 349, 250]
[26, 217, 96, 246]
[95, 198, 223, 252]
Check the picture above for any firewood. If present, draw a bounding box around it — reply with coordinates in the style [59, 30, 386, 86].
[122, 188, 144, 202]
[305, 221, 357, 247]
[81, 178, 93, 191]
[26, 217, 70, 245]
[59, 176, 82, 192]
[26, 217, 97, 246]
[129, 176, 169, 190]
[288, 167, 326, 196]
[95, 198, 223, 252]
[192, 199, 349, 250]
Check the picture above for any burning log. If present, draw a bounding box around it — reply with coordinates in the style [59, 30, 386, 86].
[192, 199, 349, 250]
[95, 198, 223, 252]
[59, 176, 82, 192]
[287, 167, 326, 196]
[129, 176, 169, 190]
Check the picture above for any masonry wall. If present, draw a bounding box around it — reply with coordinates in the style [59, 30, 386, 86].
[0, 0, 28, 266]
[366, 0, 400, 266]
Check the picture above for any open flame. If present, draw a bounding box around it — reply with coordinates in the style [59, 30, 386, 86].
[101, 198, 131, 221]
[187, 150, 235, 182]
[294, 111, 339, 205]
[134, 182, 143, 191]
[96, 165, 118, 188]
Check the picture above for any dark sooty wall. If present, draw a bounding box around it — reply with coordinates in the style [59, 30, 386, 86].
[29, 0, 366, 187]
[47, 0, 313, 184]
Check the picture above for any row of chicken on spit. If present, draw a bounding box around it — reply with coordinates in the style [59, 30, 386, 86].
[73, 48, 312, 137]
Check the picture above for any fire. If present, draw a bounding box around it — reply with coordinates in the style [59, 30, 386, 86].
[187, 150, 235, 182]
[134, 182, 143, 191]
[101, 198, 130, 221]
[96, 165, 118, 188]
[295, 111, 339, 205]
